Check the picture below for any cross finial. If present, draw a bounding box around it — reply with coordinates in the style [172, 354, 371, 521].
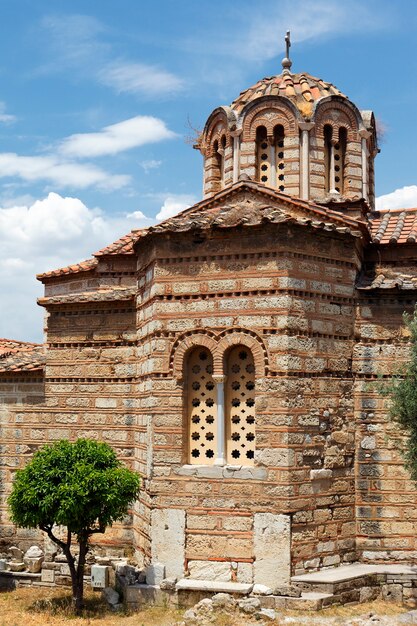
[282, 30, 292, 73]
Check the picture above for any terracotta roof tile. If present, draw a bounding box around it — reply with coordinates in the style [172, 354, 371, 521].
[94, 230, 144, 257]
[38, 286, 136, 307]
[144, 181, 364, 239]
[357, 271, 417, 291]
[370, 208, 417, 244]
[37, 258, 98, 281]
[231, 72, 346, 117]
[0, 339, 45, 374]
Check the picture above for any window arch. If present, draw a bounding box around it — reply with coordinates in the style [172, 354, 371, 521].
[256, 124, 285, 192]
[324, 124, 347, 194]
[256, 125, 269, 184]
[225, 345, 255, 466]
[185, 343, 256, 466]
[187, 347, 217, 465]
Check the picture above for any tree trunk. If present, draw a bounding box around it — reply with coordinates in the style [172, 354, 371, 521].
[73, 536, 88, 613]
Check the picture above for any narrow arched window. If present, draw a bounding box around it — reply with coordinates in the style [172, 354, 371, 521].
[187, 347, 217, 465]
[324, 124, 332, 193]
[274, 124, 285, 192]
[256, 126, 269, 184]
[225, 346, 255, 466]
[334, 127, 347, 194]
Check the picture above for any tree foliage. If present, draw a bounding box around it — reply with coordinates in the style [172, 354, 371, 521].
[381, 310, 417, 484]
[8, 438, 140, 612]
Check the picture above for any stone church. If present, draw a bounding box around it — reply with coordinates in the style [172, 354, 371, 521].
[1, 39, 416, 591]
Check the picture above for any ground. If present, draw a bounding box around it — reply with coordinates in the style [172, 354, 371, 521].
[0, 587, 411, 626]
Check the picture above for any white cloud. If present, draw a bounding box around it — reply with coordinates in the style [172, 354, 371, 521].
[40, 15, 184, 98]
[156, 194, 196, 221]
[140, 159, 162, 173]
[0, 192, 153, 342]
[0, 153, 129, 190]
[59, 116, 177, 158]
[0, 102, 16, 124]
[98, 61, 184, 96]
[183, 0, 391, 64]
[376, 186, 417, 211]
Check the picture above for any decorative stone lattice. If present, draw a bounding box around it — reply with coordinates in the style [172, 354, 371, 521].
[226, 346, 255, 466]
[188, 348, 217, 465]
[275, 127, 285, 192]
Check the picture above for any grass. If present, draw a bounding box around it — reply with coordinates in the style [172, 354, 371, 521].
[0, 587, 183, 626]
[0, 587, 408, 626]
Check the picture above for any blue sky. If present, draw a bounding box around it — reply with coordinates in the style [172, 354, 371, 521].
[1, 0, 417, 342]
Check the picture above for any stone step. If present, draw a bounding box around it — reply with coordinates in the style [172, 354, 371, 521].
[260, 591, 335, 611]
[291, 563, 417, 605]
[176, 579, 253, 594]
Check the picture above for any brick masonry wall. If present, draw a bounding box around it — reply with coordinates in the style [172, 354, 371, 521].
[0, 373, 45, 549]
[135, 221, 361, 578]
[354, 290, 417, 562]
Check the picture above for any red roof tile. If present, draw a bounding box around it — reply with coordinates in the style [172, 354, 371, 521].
[38, 286, 136, 307]
[37, 258, 98, 281]
[370, 208, 417, 244]
[0, 339, 45, 374]
[94, 230, 144, 257]
[232, 72, 346, 117]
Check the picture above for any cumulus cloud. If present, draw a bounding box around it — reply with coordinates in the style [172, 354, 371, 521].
[0, 102, 16, 124]
[156, 194, 197, 221]
[98, 62, 184, 97]
[376, 186, 417, 211]
[0, 192, 153, 342]
[0, 153, 129, 190]
[59, 116, 177, 158]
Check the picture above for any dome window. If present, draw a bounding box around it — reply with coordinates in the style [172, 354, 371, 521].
[256, 124, 285, 191]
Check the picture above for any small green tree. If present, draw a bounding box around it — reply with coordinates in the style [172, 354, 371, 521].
[8, 438, 140, 613]
[381, 309, 417, 483]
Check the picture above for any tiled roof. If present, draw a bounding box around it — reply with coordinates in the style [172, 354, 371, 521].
[232, 72, 346, 117]
[94, 230, 144, 256]
[370, 208, 417, 244]
[0, 339, 45, 374]
[145, 181, 364, 238]
[38, 286, 136, 307]
[37, 258, 98, 281]
[357, 270, 417, 291]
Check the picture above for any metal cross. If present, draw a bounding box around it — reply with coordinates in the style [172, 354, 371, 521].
[285, 30, 291, 59]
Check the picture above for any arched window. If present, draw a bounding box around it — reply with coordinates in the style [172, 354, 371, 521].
[324, 124, 347, 194]
[274, 124, 285, 193]
[256, 126, 269, 184]
[334, 127, 347, 194]
[187, 347, 217, 465]
[225, 346, 255, 466]
[324, 124, 332, 193]
[256, 125, 285, 192]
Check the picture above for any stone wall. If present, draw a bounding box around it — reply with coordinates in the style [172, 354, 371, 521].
[135, 221, 361, 580]
[354, 290, 417, 562]
[0, 373, 45, 547]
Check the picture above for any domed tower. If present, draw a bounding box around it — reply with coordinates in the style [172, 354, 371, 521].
[197, 33, 378, 214]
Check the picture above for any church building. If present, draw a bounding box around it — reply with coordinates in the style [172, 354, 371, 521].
[1, 35, 417, 590]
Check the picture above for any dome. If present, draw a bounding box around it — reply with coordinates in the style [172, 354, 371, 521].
[198, 34, 377, 212]
[231, 72, 347, 119]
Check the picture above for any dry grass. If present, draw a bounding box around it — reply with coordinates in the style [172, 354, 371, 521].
[0, 587, 183, 626]
[0, 587, 408, 626]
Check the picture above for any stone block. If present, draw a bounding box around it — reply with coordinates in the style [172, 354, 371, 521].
[145, 562, 165, 586]
[151, 508, 185, 579]
[188, 560, 231, 582]
[41, 568, 55, 583]
[254, 513, 291, 587]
